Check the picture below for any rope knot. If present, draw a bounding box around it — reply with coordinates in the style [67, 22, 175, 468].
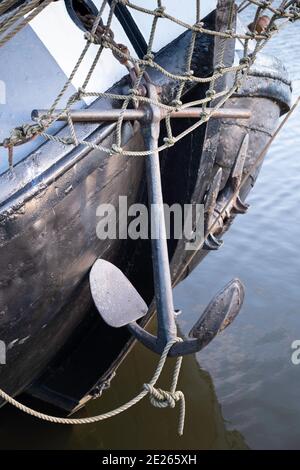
[184, 70, 194, 82]
[84, 31, 98, 44]
[260, 0, 271, 7]
[163, 136, 176, 147]
[171, 99, 182, 110]
[2, 122, 45, 148]
[239, 56, 251, 67]
[289, 6, 300, 20]
[37, 114, 52, 131]
[144, 52, 154, 63]
[246, 30, 257, 39]
[111, 143, 123, 155]
[214, 64, 224, 74]
[143, 384, 182, 409]
[205, 89, 216, 99]
[76, 87, 86, 100]
[194, 21, 204, 30]
[154, 6, 166, 17]
[225, 28, 235, 36]
[63, 137, 76, 145]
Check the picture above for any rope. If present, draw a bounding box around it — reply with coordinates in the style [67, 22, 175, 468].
[1, 0, 299, 162]
[0, 0, 24, 17]
[0, 338, 186, 435]
[0, 0, 54, 48]
[0, 0, 41, 36]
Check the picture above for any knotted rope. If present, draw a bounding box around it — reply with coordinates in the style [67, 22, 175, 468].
[143, 338, 185, 435]
[0, 337, 186, 435]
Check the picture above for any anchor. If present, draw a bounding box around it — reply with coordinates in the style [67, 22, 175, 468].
[90, 79, 246, 357]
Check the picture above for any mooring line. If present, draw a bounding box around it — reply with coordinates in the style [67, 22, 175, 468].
[0, 338, 186, 435]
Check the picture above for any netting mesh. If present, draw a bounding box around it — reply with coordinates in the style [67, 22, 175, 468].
[0, 0, 300, 164]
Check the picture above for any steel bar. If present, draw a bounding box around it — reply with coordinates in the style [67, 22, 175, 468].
[31, 107, 251, 123]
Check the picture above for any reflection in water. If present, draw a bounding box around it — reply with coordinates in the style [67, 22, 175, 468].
[0, 337, 247, 450]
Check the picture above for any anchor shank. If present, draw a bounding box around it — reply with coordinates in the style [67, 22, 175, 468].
[141, 85, 177, 347]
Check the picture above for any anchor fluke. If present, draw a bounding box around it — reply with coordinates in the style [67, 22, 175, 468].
[127, 277, 245, 357]
[189, 278, 245, 346]
[90, 259, 148, 327]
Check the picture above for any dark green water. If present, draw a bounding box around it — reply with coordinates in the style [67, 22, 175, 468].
[0, 8, 300, 451]
[0, 339, 248, 450]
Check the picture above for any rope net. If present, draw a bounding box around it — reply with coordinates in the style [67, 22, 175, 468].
[0, 0, 300, 164]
